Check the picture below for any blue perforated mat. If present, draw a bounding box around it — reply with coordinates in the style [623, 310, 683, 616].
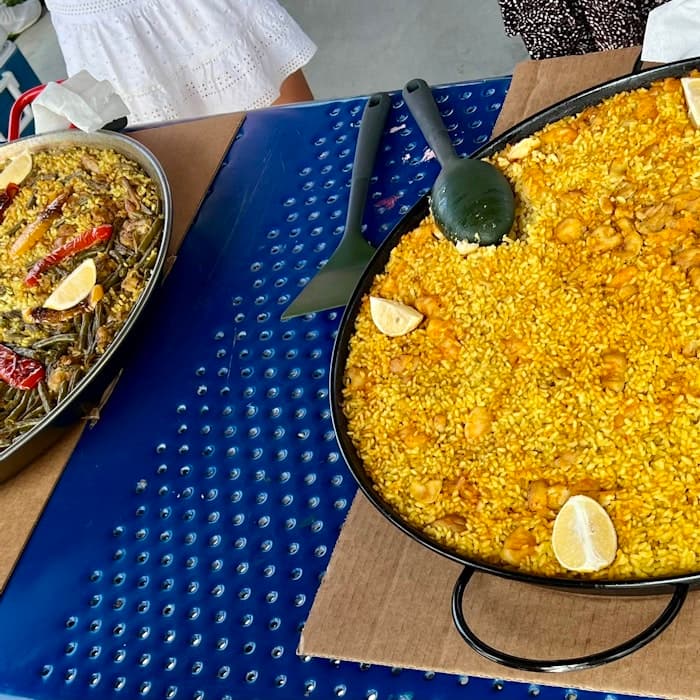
[0, 80, 647, 700]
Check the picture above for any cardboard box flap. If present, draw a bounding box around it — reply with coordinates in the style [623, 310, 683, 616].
[492, 46, 640, 135]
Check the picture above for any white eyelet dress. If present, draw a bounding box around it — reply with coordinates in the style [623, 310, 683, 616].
[44, 0, 317, 126]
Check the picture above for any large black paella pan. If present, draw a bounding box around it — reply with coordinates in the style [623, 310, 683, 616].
[331, 56, 700, 671]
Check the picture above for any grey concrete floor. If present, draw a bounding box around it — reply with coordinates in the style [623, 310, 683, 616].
[15, 9, 66, 84]
[15, 1, 529, 100]
[281, 0, 529, 98]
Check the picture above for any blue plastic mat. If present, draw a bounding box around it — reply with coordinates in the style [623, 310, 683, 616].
[0, 79, 647, 700]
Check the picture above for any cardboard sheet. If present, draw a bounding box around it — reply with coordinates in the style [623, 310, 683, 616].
[491, 46, 641, 135]
[299, 48, 700, 699]
[0, 111, 244, 590]
[301, 496, 697, 699]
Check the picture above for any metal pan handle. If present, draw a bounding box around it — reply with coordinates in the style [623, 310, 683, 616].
[451, 566, 689, 673]
[7, 82, 128, 142]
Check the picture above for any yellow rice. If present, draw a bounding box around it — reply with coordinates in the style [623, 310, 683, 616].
[342, 73, 700, 580]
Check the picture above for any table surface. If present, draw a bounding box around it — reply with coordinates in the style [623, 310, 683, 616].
[0, 78, 648, 700]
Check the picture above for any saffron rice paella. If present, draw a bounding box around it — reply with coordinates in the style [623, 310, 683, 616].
[341, 72, 700, 581]
[0, 136, 165, 455]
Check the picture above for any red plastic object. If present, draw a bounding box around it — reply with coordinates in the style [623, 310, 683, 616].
[7, 80, 65, 142]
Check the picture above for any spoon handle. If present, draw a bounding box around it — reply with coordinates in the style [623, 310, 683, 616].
[403, 78, 458, 167]
[345, 92, 392, 238]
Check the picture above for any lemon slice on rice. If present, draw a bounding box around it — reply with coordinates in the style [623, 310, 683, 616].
[681, 77, 700, 128]
[0, 150, 32, 190]
[43, 258, 97, 311]
[369, 296, 424, 337]
[551, 494, 618, 573]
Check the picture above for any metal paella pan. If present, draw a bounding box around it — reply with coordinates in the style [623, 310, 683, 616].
[330, 55, 700, 672]
[0, 129, 172, 482]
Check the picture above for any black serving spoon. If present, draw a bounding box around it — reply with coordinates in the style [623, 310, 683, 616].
[403, 78, 515, 246]
[281, 92, 391, 319]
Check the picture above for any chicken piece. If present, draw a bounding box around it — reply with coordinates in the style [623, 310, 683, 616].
[507, 136, 541, 160]
[540, 125, 578, 145]
[345, 366, 368, 389]
[444, 474, 480, 506]
[409, 479, 442, 504]
[389, 354, 415, 375]
[414, 295, 442, 318]
[600, 350, 627, 392]
[120, 269, 142, 296]
[554, 217, 584, 244]
[501, 527, 536, 566]
[606, 266, 637, 289]
[527, 479, 549, 513]
[588, 225, 622, 254]
[430, 514, 468, 534]
[464, 406, 492, 441]
[398, 426, 429, 449]
[118, 216, 151, 250]
[503, 336, 530, 366]
[674, 247, 700, 271]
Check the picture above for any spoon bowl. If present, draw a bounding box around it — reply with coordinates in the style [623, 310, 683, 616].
[403, 79, 515, 246]
[432, 157, 515, 246]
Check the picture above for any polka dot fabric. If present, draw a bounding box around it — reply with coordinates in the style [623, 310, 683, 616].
[498, 0, 669, 59]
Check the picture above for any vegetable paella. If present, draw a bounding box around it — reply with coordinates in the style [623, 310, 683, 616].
[342, 73, 700, 580]
[0, 144, 163, 450]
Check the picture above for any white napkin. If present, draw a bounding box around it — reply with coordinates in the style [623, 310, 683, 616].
[31, 70, 129, 134]
[642, 0, 700, 63]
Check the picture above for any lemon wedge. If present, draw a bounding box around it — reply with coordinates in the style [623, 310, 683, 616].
[0, 150, 32, 190]
[551, 494, 618, 573]
[681, 77, 700, 128]
[43, 258, 97, 311]
[369, 296, 424, 337]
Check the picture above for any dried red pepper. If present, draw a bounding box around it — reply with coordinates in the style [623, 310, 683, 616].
[0, 343, 45, 390]
[0, 183, 19, 223]
[25, 224, 112, 287]
[10, 188, 72, 258]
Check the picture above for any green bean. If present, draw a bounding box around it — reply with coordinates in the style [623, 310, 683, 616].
[3, 221, 22, 239]
[67, 368, 83, 394]
[73, 248, 102, 264]
[104, 223, 120, 254]
[88, 305, 103, 354]
[108, 248, 126, 263]
[137, 217, 163, 256]
[36, 381, 52, 414]
[32, 333, 76, 349]
[23, 403, 45, 420]
[77, 313, 91, 354]
[6, 390, 31, 422]
[24, 388, 41, 413]
[102, 267, 126, 290]
[12, 418, 42, 431]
